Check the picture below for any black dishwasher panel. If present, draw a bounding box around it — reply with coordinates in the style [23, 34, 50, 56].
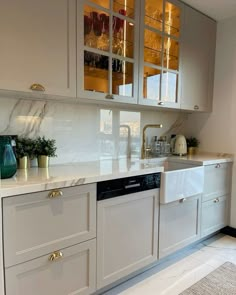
[97, 173, 161, 201]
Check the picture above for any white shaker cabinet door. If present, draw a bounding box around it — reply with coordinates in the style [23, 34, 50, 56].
[201, 195, 228, 238]
[0, 0, 76, 97]
[97, 189, 159, 289]
[5, 239, 96, 295]
[159, 194, 201, 258]
[181, 6, 216, 112]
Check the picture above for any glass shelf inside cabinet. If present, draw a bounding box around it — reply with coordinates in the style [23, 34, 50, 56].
[112, 16, 134, 58]
[84, 51, 109, 93]
[163, 36, 179, 70]
[84, 5, 110, 52]
[89, 0, 110, 9]
[144, 29, 162, 66]
[113, 0, 135, 19]
[145, 0, 163, 31]
[164, 1, 180, 38]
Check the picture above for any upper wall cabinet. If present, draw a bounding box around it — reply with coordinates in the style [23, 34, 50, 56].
[77, 0, 139, 104]
[138, 0, 183, 109]
[180, 6, 216, 112]
[0, 0, 76, 97]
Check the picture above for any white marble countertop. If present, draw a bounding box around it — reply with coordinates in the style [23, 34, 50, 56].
[0, 153, 233, 198]
[0, 159, 165, 198]
[168, 152, 234, 165]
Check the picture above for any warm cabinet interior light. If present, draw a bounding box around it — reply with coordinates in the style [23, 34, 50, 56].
[16, 116, 40, 122]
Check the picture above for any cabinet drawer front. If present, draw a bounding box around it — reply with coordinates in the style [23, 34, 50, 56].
[5, 239, 96, 295]
[97, 189, 159, 289]
[203, 163, 232, 202]
[201, 195, 228, 238]
[3, 184, 96, 267]
[159, 195, 201, 258]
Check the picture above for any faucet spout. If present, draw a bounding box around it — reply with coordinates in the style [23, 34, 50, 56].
[141, 124, 163, 159]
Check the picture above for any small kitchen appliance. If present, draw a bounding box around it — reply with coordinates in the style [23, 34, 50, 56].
[0, 136, 17, 179]
[173, 135, 187, 156]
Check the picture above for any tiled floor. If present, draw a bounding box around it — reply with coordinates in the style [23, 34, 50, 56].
[103, 234, 236, 295]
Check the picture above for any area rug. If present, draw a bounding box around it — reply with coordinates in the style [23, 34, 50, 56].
[180, 262, 236, 295]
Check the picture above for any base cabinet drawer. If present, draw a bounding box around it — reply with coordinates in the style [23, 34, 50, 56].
[3, 184, 96, 267]
[201, 195, 228, 238]
[5, 239, 96, 295]
[203, 163, 232, 202]
[159, 195, 201, 259]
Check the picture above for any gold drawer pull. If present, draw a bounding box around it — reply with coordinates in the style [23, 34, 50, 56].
[194, 105, 199, 110]
[49, 251, 63, 262]
[30, 83, 45, 92]
[48, 190, 63, 199]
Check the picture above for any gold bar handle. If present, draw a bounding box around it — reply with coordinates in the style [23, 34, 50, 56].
[30, 83, 45, 92]
[49, 251, 63, 262]
[48, 190, 63, 199]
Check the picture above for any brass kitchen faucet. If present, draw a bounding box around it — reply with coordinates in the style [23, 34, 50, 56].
[141, 124, 163, 159]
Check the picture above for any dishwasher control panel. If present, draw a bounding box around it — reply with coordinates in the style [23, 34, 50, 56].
[97, 173, 161, 201]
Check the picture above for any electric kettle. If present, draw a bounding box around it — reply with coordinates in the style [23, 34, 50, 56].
[174, 135, 187, 156]
[0, 136, 17, 179]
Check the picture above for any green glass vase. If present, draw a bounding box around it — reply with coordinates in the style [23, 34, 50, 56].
[0, 136, 17, 179]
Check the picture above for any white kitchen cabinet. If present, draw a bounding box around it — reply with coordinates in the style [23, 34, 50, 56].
[159, 194, 201, 258]
[180, 5, 216, 112]
[97, 189, 159, 289]
[201, 195, 228, 238]
[138, 0, 183, 109]
[0, 0, 76, 97]
[3, 184, 96, 267]
[203, 162, 232, 202]
[77, 0, 139, 104]
[5, 239, 96, 295]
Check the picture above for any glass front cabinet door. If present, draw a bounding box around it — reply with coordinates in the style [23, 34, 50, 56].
[138, 0, 182, 108]
[77, 0, 139, 104]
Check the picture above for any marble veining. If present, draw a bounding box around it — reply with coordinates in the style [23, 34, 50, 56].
[0, 97, 188, 164]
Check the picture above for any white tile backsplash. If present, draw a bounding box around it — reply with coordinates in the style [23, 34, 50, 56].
[0, 97, 188, 164]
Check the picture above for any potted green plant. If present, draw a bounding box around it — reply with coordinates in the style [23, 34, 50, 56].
[15, 137, 29, 169]
[186, 137, 200, 155]
[35, 136, 57, 168]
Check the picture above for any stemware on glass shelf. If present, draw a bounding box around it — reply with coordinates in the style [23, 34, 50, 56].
[84, 6, 109, 51]
[112, 10, 134, 59]
[113, 0, 135, 19]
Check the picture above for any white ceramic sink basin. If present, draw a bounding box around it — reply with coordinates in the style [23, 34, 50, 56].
[160, 161, 204, 204]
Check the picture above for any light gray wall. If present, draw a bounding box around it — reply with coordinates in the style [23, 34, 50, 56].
[185, 16, 236, 228]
